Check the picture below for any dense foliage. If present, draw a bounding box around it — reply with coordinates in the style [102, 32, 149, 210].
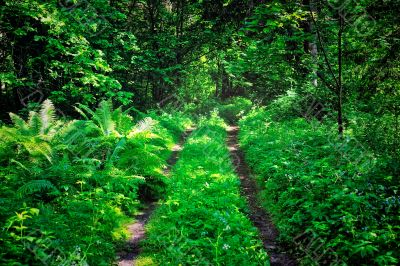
[0, 0, 256, 119]
[228, 0, 400, 150]
[239, 103, 399, 265]
[0, 99, 190, 265]
[138, 114, 268, 265]
[184, 96, 253, 124]
[1, 0, 399, 265]
[2, 0, 398, 155]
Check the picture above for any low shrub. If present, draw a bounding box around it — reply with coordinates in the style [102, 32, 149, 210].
[183, 96, 253, 124]
[218, 97, 253, 124]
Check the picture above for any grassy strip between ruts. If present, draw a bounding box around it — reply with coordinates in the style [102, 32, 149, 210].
[137, 113, 269, 265]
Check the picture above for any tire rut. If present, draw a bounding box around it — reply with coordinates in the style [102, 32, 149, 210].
[226, 125, 297, 266]
[117, 128, 194, 266]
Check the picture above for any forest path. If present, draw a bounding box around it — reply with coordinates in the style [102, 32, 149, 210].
[226, 125, 297, 266]
[117, 128, 194, 266]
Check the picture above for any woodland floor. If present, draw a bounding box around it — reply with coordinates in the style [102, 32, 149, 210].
[118, 126, 296, 266]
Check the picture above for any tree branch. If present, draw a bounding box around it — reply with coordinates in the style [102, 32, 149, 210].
[309, 5, 340, 92]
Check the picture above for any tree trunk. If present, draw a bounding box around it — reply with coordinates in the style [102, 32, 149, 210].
[337, 13, 344, 137]
[303, 0, 318, 87]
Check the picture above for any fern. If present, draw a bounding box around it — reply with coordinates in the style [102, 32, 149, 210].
[21, 139, 52, 162]
[10, 159, 32, 173]
[74, 104, 93, 120]
[39, 99, 56, 135]
[0, 126, 53, 162]
[17, 180, 57, 197]
[8, 99, 60, 139]
[95, 100, 115, 136]
[75, 100, 117, 136]
[112, 107, 134, 135]
[129, 117, 156, 137]
[9, 113, 29, 132]
[107, 137, 127, 164]
[28, 111, 41, 135]
[72, 157, 102, 167]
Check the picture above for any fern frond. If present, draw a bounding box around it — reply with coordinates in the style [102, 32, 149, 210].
[28, 111, 41, 135]
[95, 100, 115, 136]
[0, 126, 18, 142]
[9, 113, 28, 132]
[55, 120, 84, 148]
[129, 117, 156, 137]
[39, 99, 56, 134]
[113, 107, 134, 135]
[44, 120, 63, 139]
[17, 180, 57, 197]
[107, 137, 127, 163]
[75, 104, 96, 120]
[21, 139, 52, 162]
[10, 159, 32, 173]
[112, 107, 123, 124]
[72, 157, 102, 167]
[124, 106, 145, 117]
[9, 100, 59, 138]
[0, 127, 18, 162]
[75, 101, 117, 136]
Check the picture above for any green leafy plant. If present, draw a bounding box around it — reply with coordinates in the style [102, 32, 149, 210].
[239, 107, 400, 265]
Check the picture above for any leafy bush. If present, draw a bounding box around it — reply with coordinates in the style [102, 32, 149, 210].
[0, 99, 190, 265]
[266, 90, 301, 121]
[183, 96, 253, 124]
[149, 111, 193, 145]
[183, 98, 221, 115]
[139, 113, 268, 265]
[218, 97, 253, 124]
[347, 108, 400, 163]
[266, 90, 332, 122]
[239, 108, 399, 265]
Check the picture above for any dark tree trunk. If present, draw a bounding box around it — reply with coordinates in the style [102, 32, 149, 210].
[337, 13, 344, 137]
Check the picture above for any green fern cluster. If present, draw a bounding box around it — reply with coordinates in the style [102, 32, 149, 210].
[0, 100, 61, 163]
[0, 99, 191, 265]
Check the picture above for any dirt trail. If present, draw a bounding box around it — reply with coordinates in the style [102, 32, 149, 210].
[117, 204, 155, 266]
[117, 128, 194, 266]
[226, 125, 297, 266]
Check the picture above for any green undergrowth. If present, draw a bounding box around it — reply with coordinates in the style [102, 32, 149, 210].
[239, 108, 399, 266]
[184, 96, 253, 124]
[0, 100, 191, 265]
[138, 113, 269, 265]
